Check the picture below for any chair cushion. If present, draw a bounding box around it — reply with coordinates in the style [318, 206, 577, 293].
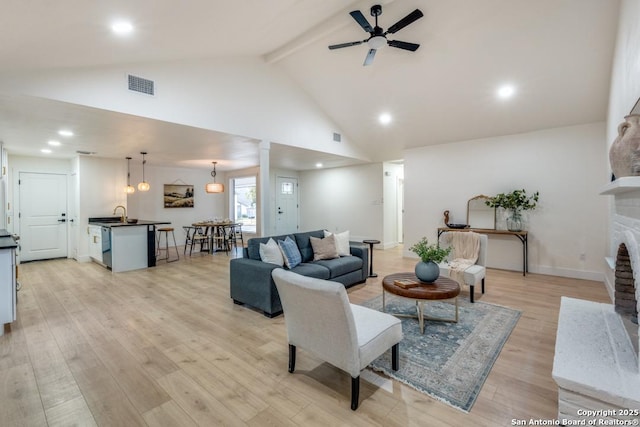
[316, 256, 363, 278]
[259, 238, 284, 266]
[439, 263, 485, 286]
[310, 234, 339, 261]
[278, 236, 302, 269]
[350, 304, 403, 370]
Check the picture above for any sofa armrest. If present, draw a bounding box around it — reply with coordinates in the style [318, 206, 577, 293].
[349, 242, 369, 282]
[229, 258, 283, 317]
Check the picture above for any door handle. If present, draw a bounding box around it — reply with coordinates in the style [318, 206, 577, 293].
[58, 219, 66, 222]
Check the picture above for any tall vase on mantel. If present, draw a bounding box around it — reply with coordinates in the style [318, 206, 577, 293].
[506, 209, 523, 232]
[609, 114, 640, 179]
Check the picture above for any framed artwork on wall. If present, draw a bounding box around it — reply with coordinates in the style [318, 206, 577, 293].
[164, 184, 194, 208]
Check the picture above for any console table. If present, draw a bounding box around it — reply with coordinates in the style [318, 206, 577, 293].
[437, 227, 528, 276]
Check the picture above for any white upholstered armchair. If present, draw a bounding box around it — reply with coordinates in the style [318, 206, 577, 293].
[272, 269, 403, 410]
[438, 231, 488, 303]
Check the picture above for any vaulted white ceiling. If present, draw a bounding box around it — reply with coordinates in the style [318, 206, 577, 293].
[0, 0, 621, 171]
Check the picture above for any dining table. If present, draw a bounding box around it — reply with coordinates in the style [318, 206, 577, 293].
[191, 221, 237, 253]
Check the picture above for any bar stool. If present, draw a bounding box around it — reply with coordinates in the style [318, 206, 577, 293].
[156, 227, 179, 262]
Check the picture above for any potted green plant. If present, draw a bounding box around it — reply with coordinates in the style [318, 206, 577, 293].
[409, 237, 451, 282]
[485, 189, 539, 231]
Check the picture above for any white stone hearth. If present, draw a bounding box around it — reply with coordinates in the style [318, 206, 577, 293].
[552, 178, 640, 422]
[553, 297, 639, 421]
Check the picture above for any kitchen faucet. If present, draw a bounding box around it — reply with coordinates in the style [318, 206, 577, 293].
[113, 205, 127, 222]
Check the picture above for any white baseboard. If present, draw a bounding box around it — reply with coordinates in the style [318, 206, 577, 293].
[528, 265, 604, 282]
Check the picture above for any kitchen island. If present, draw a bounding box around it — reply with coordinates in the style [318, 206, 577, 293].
[88, 217, 170, 273]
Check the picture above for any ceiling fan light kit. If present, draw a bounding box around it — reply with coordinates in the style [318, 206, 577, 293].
[328, 4, 423, 66]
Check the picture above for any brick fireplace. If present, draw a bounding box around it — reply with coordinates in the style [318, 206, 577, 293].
[552, 177, 640, 422]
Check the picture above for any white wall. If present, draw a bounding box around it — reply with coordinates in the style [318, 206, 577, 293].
[604, 0, 640, 296]
[299, 163, 383, 243]
[404, 122, 608, 280]
[126, 164, 227, 239]
[0, 57, 369, 162]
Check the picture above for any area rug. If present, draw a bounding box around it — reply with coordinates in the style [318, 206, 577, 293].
[361, 295, 521, 412]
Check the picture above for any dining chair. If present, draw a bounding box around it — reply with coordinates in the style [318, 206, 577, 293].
[211, 224, 230, 255]
[227, 223, 244, 252]
[183, 225, 210, 255]
[272, 269, 402, 410]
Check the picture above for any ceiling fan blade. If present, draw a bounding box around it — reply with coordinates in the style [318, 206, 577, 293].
[387, 40, 420, 52]
[328, 40, 364, 50]
[386, 9, 424, 34]
[363, 48, 376, 66]
[350, 10, 373, 33]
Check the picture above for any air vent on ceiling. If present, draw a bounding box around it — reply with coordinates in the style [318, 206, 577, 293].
[333, 132, 341, 142]
[76, 150, 96, 155]
[127, 74, 155, 96]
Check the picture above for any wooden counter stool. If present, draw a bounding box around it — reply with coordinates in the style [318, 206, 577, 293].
[156, 227, 179, 262]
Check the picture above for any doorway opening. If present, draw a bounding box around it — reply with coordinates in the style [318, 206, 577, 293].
[231, 176, 257, 234]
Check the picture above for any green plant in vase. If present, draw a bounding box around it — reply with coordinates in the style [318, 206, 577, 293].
[409, 237, 451, 282]
[485, 189, 539, 231]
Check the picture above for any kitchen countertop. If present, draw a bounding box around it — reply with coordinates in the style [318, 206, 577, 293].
[88, 217, 170, 228]
[0, 229, 17, 249]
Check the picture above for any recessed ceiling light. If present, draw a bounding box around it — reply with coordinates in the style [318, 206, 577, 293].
[497, 84, 516, 99]
[48, 140, 61, 146]
[316, 163, 323, 168]
[41, 148, 52, 154]
[58, 129, 73, 137]
[111, 21, 134, 35]
[379, 113, 392, 125]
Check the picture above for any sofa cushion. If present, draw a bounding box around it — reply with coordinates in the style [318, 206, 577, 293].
[290, 263, 331, 280]
[278, 236, 302, 269]
[294, 230, 325, 263]
[324, 230, 351, 256]
[310, 234, 339, 261]
[259, 238, 284, 266]
[247, 234, 293, 260]
[316, 256, 363, 279]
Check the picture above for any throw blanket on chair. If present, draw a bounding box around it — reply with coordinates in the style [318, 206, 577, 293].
[445, 232, 480, 286]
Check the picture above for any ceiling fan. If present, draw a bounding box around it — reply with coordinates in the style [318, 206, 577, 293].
[328, 4, 423, 66]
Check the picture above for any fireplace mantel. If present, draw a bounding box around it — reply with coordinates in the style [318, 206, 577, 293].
[601, 176, 640, 195]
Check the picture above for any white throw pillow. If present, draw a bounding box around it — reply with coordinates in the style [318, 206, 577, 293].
[324, 230, 351, 256]
[259, 238, 284, 266]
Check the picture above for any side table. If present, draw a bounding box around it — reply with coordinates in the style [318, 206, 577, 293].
[362, 239, 381, 278]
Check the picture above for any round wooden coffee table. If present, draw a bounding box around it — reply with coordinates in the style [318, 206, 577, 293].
[382, 272, 460, 334]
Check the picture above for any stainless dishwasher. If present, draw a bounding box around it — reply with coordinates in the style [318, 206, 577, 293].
[101, 226, 112, 269]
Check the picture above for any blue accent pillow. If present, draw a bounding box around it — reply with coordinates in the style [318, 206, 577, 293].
[278, 236, 302, 269]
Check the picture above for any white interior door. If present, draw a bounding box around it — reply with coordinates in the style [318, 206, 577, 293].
[275, 176, 298, 235]
[19, 172, 68, 261]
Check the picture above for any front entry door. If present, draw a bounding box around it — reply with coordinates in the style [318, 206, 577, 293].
[19, 172, 68, 261]
[275, 176, 298, 235]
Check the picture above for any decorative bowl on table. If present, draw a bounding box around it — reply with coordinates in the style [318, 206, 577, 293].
[446, 223, 469, 229]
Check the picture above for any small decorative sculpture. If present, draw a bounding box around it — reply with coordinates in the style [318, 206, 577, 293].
[443, 210, 450, 225]
[609, 114, 640, 179]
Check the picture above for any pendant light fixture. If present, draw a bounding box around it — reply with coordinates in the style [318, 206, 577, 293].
[125, 157, 135, 194]
[205, 161, 224, 193]
[138, 151, 150, 192]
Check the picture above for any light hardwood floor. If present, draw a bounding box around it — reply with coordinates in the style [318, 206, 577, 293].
[0, 246, 610, 426]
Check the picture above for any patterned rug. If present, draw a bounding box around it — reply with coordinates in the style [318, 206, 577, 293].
[361, 294, 521, 412]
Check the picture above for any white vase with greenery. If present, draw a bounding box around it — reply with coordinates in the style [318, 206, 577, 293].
[485, 189, 539, 232]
